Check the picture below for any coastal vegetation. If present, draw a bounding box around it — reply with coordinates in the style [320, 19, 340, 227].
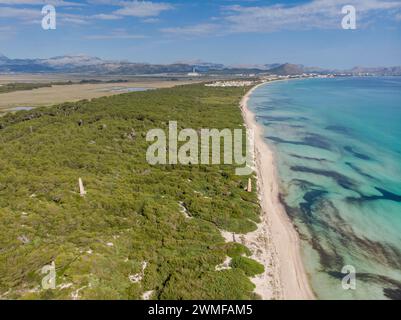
[0, 84, 264, 299]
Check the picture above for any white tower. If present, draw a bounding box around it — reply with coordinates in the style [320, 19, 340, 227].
[79, 178, 87, 197]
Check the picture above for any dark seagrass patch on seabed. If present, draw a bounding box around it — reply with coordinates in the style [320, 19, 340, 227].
[266, 133, 332, 151]
[344, 145, 372, 161]
[290, 166, 357, 190]
[278, 193, 345, 270]
[327, 271, 401, 300]
[299, 189, 328, 216]
[257, 115, 309, 122]
[289, 153, 331, 163]
[256, 106, 276, 111]
[303, 133, 332, 150]
[346, 187, 401, 203]
[291, 179, 321, 190]
[325, 125, 353, 136]
[345, 162, 376, 180]
[383, 287, 401, 300]
[282, 193, 401, 274]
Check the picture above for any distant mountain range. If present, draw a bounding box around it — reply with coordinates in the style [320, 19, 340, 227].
[0, 54, 400, 76]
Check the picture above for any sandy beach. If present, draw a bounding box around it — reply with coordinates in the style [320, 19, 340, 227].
[240, 82, 316, 300]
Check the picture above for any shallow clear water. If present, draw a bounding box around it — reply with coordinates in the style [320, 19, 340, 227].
[8, 106, 34, 111]
[249, 77, 401, 300]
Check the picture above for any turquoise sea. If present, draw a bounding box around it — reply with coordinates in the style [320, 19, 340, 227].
[248, 77, 401, 300]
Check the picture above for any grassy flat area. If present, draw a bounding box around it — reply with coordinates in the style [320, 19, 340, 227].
[0, 83, 54, 94]
[0, 80, 201, 112]
[0, 84, 263, 299]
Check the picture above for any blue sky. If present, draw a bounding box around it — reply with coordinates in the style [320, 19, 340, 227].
[0, 0, 400, 68]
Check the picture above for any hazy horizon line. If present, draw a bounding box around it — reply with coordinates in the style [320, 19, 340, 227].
[1, 51, 400, 70]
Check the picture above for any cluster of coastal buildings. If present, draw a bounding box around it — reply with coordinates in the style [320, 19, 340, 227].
[205, 80, 257, 87]
[204, 73, 339, 88]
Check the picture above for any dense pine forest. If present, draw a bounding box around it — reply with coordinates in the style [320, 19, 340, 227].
[0, 84, 263, 299]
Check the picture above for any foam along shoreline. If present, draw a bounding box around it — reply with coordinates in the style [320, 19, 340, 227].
[240, 82, 316, 300]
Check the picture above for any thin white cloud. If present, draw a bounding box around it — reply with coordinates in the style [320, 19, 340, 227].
[85, 29, 146, 39]
[0, 25, 14, 33]
[0, 6, 86, 22]
[61, 15, 90, 25]
[86, 0, 123, 4]
[0, 0, 173, 29]
[92, 13, 122, 20]
[161, 23, 220, 36]
[142, 17, 160, 23]
[0, 25, 17, 40]
[159, 0, 401, 37]
[0, 6, 122, 25]
[222, 0, 401, 33]
[0, 0, 82, 6]
[0, 7, 40, 19]
[113, 1, 173, 17]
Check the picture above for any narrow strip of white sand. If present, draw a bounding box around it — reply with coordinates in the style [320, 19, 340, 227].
[240, 82, 316, 300]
